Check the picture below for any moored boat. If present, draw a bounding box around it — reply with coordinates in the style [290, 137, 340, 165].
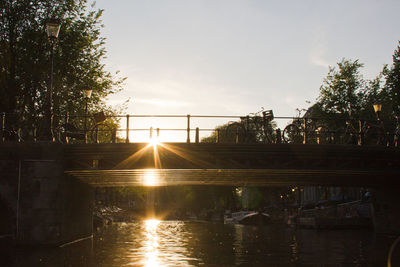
[297, 200, 372, 229]
[238, 212, 271, 225]
[224, 211, 271, 225]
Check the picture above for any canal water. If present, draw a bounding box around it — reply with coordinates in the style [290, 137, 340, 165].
[1, 220, 399, 266]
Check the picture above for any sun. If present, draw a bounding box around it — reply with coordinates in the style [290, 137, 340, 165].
[148, 137, 160, 147]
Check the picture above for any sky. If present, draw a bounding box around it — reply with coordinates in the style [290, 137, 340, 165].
[93, 0, 400, 142]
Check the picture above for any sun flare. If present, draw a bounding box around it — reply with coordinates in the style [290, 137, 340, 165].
[148, 137, 160, 147]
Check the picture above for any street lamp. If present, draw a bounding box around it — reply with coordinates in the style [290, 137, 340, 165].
[373, 103, 382, 121]
[84, 89, 92, 143]
[43, 17, 61, 141]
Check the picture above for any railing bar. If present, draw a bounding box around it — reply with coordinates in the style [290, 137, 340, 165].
[114, 128, 220, 131]
[52, 114, 377, 123]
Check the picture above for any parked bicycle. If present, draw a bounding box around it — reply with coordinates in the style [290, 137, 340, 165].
[56, 111, 115, 144]
[0, 127, 23, 142]
[225, 109, 276, 144]
[282, 109, 330, 144]
[0, 113, 23, 142]
[335, 119, 386, 146]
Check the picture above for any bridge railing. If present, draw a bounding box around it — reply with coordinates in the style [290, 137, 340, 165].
[1, 112, 399, 146]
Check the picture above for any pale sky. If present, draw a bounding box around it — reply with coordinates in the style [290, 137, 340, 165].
[94, 0, 400, 142]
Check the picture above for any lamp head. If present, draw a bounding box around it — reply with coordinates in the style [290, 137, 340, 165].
[373, 103, 382, 113]
[46, 17, 61, 41]
[84, 89, 93, 99]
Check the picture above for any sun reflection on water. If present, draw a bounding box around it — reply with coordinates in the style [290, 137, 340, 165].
[144, 219, 160, 267]
[127, 220, 197, 266]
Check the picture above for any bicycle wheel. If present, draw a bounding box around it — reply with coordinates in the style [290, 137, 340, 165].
[337, 127, 357, 144]
[55, 124, 67, 144]
[225, 122, 246, 143]
[282, 124, 302, 144]
[89, 123, 114, 144]
[364, 125, 386, 146]
[262, 127, 275, 144]
[1, 129, 23, 142]
[394, 128, 400, 147]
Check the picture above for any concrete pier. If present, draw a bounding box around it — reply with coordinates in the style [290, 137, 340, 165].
[372, 187, 400, 234]
[0, 144, 93, 245]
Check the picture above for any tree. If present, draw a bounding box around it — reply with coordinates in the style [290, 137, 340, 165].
[317, 59, 365, 119]
[383, 41, 400, 116]
[0, 0, 125, 138]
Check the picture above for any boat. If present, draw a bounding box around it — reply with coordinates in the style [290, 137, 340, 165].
[224, 211, 254, 224]
[224, 210, 271, 225]
[297, 200, 372, 229]
[238, 212, 271, 225]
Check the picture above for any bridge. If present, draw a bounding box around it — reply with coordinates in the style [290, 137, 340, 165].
[62, 142, 400, 187]
[1, 141, 399, 187]
[1, 113, 400, 245]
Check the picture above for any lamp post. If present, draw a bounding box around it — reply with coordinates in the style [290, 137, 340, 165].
[373, 103, 382, 122]
[43, 17, 61, 141]
[83, 89, 92, 143]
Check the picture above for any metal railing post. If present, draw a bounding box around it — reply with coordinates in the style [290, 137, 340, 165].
[186, 114, 190, 143]
[112, 128, 117, 143]
[276, 128, 282, 144]
[95, 127, 99, 144]
[126, 114, 130, 143]
[156, 128, 160, 139]
[358, 120, 363, 146]
[195, 127, 199, 143]
[33, 128, 37, 143]
[150, 127, 153, 140]
[303, 118, 308, 144]
[17, 128, 21, 143]
[64, 112, 69, 144]
[216, 129, 220, 143]
[246, 115, 250, 133]
[1, 112, 5, 142]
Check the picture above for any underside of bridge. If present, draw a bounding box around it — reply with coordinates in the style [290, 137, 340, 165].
[1, 142, 399, 187]
[65, 168, 399, 187]
[63, 142, 400, 187]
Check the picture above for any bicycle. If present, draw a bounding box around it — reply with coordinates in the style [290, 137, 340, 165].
[0, 127, 23, 142]
[335, 119, 387, 146]
[282, 109, 330, 144]
[364, 120, 387, 146]
[225, 109, 275, 144]
[1, 113, 24, 142]
[56, 111, 114, 144]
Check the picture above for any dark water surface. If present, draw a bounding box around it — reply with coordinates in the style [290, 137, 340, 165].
[1, 221, 399, 266]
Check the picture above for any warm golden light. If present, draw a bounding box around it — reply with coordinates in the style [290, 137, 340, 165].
[127, 220, 192, 266]
[149, 137, 160, 147]
[144, 219, 160, 267]
[145, 219, 160, 230]
[373, 103, 382, 113]
[143, 169, 159, 186]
